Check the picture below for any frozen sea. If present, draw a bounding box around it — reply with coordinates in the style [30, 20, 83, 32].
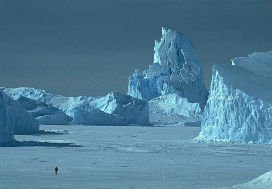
[1, 125, 272, 189]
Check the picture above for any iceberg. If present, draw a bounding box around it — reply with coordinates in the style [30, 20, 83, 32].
[1, 87, 150, 126]
[12, 103, 39, 135]
[128, 27, 208, 126]
[0, 90, 39, 144]
[68, 104, 126, 126]
[66, 92, 149, 125]
[197, 51, 272, 143]
[0, 91, 15, 143]
[149, 94, 202, 126]
[128, 27, 208, 110]
[16, 96, 72, 125]
[94, 92, 150, 125]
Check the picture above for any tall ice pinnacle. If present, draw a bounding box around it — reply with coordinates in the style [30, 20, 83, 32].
[128, 27, 208, 109]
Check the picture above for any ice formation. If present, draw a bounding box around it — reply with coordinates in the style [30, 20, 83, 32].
[127, 27, 208, 126]
[149, 94, 202, 126]
[16, 96, 72, 125]
[69, 105, 126, 126]
[95, 92, 150, 125]
[128, 27, 208, 110]
[0, 91, 15, 143]
[12, 104, 39, 135]
[197, 51, 272, 143]
[1, 87, 150, 126]
[0, 90, 39, 143]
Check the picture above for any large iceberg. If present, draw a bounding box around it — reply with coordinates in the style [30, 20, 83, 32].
[197, 51, 272, 143]
[128, 27, 208, 110]
[16, 96, 72, 125]
[1, 87, 150, 126]
[63, 92, 149, 126]
[0, 91, 15, 143]
[0, 90, 39, 143]
[128, 27, 208, 126]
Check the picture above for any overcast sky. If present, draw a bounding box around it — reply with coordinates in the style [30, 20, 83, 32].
[1, 0, 272, 96]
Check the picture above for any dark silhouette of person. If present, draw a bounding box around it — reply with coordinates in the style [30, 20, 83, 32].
[55, 166, 58, 175]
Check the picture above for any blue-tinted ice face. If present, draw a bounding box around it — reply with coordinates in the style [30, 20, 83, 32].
[128, 27, 208, 109]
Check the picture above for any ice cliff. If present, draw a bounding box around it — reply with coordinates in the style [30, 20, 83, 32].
[149, 94, 202, 126]
[197, 51, 272, 143]
[95, 92, 149, 125]
[0, 91, 39, 143]
[128, 27, 208, 110]
[0, 91, 15, 143]
[128, 27, 208, 125]
[16, 96, 72, 125]
[62, 92, 149, 126]
[1, 87, 150, 126]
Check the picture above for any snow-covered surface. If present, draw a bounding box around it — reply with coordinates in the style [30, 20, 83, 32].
[128, 27, 208, 109]
[1, 125, 272, 188]
[232, 170, 272, 189]
[1, 87, 149, 126]
[149, 93, 202, 126]
[197, 51, 272, 143]
[16, 96, 72, 125]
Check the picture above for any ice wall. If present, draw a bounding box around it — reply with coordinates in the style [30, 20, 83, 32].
[197, 51, 272, 143]
[95, 92, 150, 125]
[128, 27, 208, 109]
[17, 96, 72, 125]
[0, 90, 39, 144]
[0, 92, 15, 143]
[149, 94, 202, 126]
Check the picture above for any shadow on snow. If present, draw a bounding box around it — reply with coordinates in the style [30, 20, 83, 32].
[15, 129, 69, 136]
[0, 129, 81, 147]
[0, 140, 82, 147]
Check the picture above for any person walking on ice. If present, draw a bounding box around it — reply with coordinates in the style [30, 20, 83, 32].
[55, 166, 58, 175]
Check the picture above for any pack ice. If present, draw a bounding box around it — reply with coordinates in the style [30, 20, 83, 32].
[2, 87, 149, 126]
[197, 51, 272, 143]
[0, 90, 39, 143]
[128, 27, 208, 125]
